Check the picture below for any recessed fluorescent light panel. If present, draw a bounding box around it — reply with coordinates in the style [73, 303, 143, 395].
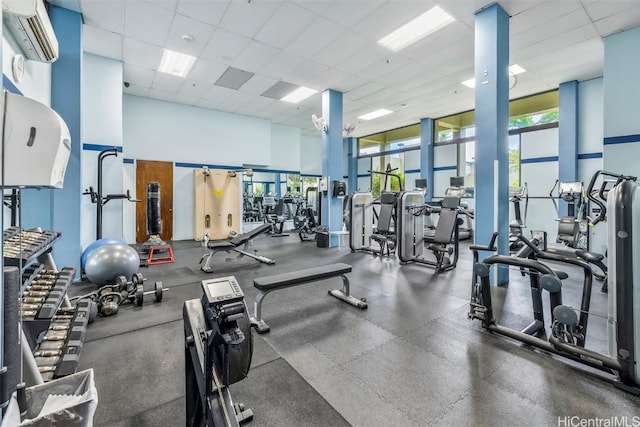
[462, 78, 475, 88]
[281, 86, 318, 103]
[461, 64, 527, 88]
[358, 108, 393, 121]
[509, 64, 526, 75]
[158, 49, 197, 77]
[378, 6, 455, 52]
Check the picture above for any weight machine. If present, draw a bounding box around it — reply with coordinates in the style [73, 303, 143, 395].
[469, 170, 640, 395]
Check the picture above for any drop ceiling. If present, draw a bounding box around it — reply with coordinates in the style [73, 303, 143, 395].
[48, 0, 640, 138]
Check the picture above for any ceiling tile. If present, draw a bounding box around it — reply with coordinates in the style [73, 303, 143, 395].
[510, 1, 582, 35]
[584, 1, 639, 21]
[124, 1, 174, 46]
[202, 85, 236, 104]
[187, 59, 228, 87]
[147, 0, 177, 12]
[232, 41, 281, 74]
[122, 37, 164, 70]
[351, 1, 439, 42]
[173, 93, 202, 107]
[239, 74, 280, 96]
[176, 0, 230, 27]
[83, 25, 123, 60]
[314, 31, 371, 68]
[593, 8, 640, 37]
[322, 0, 385, 28]
[149, 87, 177, 102]
[200, 29, 252, 64]
[304, 68, 351, 91]
[512, 9, 594, 50]
[237, 96, 278, 115]
[177, 79, 213, 99]
[218, 91, 257, 113]
[281, 59, 329, 87]
[123, 84, 150, 98]
[217, 0, 282, 38]
[123, 64, 155, 87]
[196, 98, 223, 111]
[254, 2, 318, 49]
[80, 0, 125, 33]
[334, 43, 391, 74]
[285, 17, 347, 60]
[151, 72, 184, 93]
[260, 51, 306, 80]
[345, 81, 386, 101]
[165, 14, 216, 57]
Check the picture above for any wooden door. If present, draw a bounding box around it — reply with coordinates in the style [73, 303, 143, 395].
[136, 160, 173, 243]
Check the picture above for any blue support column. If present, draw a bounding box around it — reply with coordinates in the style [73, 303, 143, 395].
[274, 173, 281, 196]
[50, 6, 83, 274]
[321, 89, 343, 247]
[474, 3, 509, 285]
[347, 137, 357, 194]
[420, 118, 434, 201]
[559, 80, 578, 217]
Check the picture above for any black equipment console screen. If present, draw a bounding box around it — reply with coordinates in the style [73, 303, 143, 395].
[201, 276, 244, 307]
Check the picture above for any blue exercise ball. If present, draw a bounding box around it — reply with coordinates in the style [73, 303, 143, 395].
[81, 238, 126, 270]
[85, 243, 140, 285]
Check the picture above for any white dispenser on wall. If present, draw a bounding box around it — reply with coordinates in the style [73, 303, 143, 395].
[0, 91, 71, 188]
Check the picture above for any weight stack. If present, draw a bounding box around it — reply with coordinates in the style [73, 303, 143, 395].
[3, 267, 20, 410]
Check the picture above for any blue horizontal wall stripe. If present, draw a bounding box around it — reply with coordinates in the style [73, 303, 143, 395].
[578, 152, 603, 159]
[3, 75, 22, 95]
[405, 168, 420, 174]
[123, 158, 134, 164]
[82, 143, 123, 152]
[301, 174, 323, 178]
[604, 134, 640, 145]
[357, 173, 371, 178]
[175, 162, 238, 169]
[521, 156, 558, 164]
[433, 165, 457, 171]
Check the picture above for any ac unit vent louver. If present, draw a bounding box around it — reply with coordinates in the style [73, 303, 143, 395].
[3, 0, 59, 63]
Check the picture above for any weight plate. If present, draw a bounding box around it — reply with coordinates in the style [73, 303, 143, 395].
[154, 281, 163, 303]
[115, 275, 128, 290]
[135, 285, 144, 307]
[132, 273, 144, 286]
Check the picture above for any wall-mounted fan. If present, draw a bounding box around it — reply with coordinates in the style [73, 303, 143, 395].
[343, 124, 356, 137]
[311, 114, 327, 133]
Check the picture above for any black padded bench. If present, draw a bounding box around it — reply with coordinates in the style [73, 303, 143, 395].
[250, 263, 368, 334]
[200, 223, 275, 273]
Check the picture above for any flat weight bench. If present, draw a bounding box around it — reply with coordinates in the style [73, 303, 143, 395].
[249, 263, 368, 334]
[200, 223, 275, 273]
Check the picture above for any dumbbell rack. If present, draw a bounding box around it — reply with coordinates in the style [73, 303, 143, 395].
[3, 226, 89, 383]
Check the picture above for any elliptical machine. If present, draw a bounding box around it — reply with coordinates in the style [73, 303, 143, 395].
[508, 183, 528, 252]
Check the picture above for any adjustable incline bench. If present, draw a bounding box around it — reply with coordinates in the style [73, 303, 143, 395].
[200, 223, 275, 273]
[249, 262, 368, 334]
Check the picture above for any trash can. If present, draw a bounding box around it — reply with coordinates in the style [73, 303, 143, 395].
[2, 369, 98, 427]
[315, 225, 329, 248]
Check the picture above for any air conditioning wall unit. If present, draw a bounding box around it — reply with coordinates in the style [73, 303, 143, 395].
[3, 0, 59, 63]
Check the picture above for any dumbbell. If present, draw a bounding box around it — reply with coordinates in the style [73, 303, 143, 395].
[132, 281, 168, 306]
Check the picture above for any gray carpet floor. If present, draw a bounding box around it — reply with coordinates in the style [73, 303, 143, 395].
[70, 230, 640, 426]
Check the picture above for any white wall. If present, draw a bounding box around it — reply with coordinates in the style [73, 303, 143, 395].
[123, 95, 271, 166]
[81, 54, 124, 248]
[2, 35, 51, 106]
[2, 28, 53, 229]
[300, 135, 322, 175]
[270, 124, 300, 171]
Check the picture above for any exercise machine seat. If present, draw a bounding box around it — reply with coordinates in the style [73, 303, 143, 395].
[370, 203, 396, 256]
[575, 249, 604, 263]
